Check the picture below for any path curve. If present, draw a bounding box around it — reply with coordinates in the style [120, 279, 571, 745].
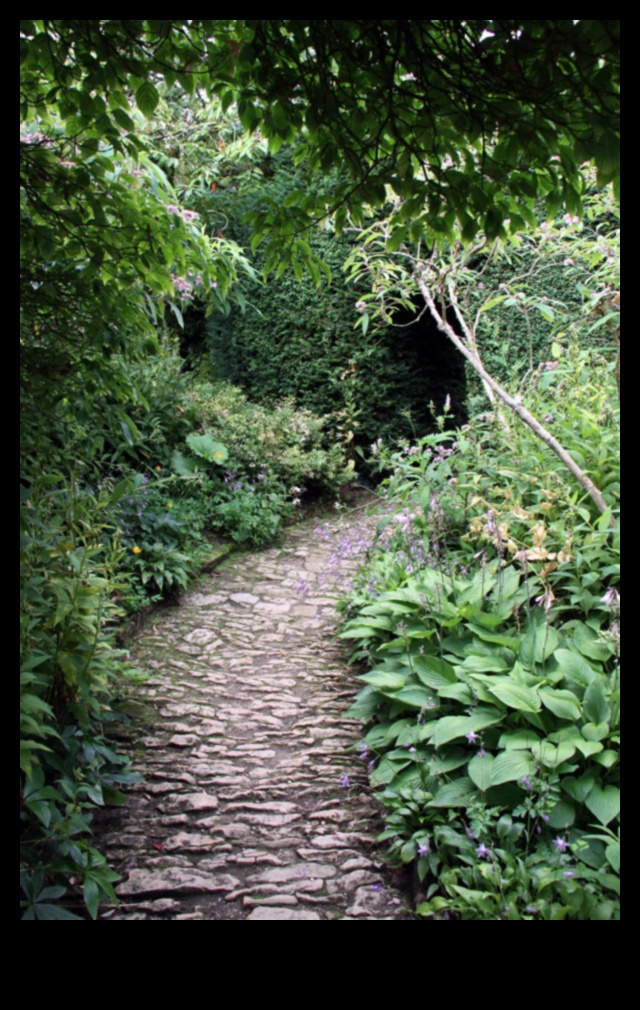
[98, 506, 414, 920]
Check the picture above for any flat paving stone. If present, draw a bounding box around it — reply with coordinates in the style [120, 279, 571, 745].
[246, 907, 323, 921]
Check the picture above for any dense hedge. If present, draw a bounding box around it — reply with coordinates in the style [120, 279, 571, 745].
[207, 229, 466, 453]
[184, 153, 466, 456]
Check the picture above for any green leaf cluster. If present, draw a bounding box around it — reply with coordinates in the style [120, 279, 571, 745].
[340, 345, 619, 919]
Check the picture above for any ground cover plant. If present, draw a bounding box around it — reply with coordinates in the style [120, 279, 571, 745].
[338, 339, 619, 920]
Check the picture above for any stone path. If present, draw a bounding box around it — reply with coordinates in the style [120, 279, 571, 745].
[98, 506, 414, 920]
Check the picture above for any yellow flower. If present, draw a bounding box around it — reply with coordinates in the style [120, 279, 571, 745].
[155, 465, 162, 471]
[214, 451, 223, 459]
[167, 502, 173, 509]
[132, 546, 142, 554]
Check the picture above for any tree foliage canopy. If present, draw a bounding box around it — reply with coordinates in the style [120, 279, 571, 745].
[21, 20, 620, 269]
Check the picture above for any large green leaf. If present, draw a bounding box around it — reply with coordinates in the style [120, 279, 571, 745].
[554, 649, 596, 687]
[466, 625, 519, 650]
[519, 616, 559, 667]
[429, 777, 476, 807]
[186, 433, 228, 464]
[582, 722, 610, 742]
[462, 654, 510, 673]
[592, 749, 619, 769]
[530, 740, 577, 767]
[468, 752, 495, 791]
[170, 450, 198, 477]
[585, 785, 620, 826]
[573, 622, 613, 662]
[548, 799, 576, 829]
[540, 688, 582, 721]
[414, 655, 457, 689]
[498, 729, 542, 750]
[490, 751, 537, 786]
[359, 670, 405, 691]
[574, 739, 604, 758]
[391, 686, 436, 709]
[428, 748, 468, 774]
[606, 842, 621, 873]
[135, 80, 160, 117]
[432, 708, 502, 748]
[563, 773, 596, 804]
[583, 679, 611, 725]
[488, 680, 541, 713]
[369, 756, 412, 787]
[437, 683, 474, 704]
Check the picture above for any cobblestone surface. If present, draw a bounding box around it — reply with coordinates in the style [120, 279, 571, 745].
[97, 507, 414, 920]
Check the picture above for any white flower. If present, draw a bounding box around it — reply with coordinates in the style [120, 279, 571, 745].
[602, 588, 620, 609]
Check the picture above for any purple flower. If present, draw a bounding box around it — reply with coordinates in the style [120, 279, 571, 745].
[466, 731, 481, 743]
[553, 836, 569, 853]
[464, 824, 476, 840]
[418, 841, 430, 857]
[475, 843, 491, 859]
[370, 883, 384, 892]
[563, 871, 576, 879]
[340, 774, 350, 789]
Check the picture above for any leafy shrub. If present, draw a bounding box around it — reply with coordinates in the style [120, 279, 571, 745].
[20, 477, 142, 918]
[167, 380, 353, 546]
[338, 344, 620, 920]
[187, 381, 351, 495]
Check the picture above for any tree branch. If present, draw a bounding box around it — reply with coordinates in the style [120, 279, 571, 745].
[414, 267, 614, 520]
